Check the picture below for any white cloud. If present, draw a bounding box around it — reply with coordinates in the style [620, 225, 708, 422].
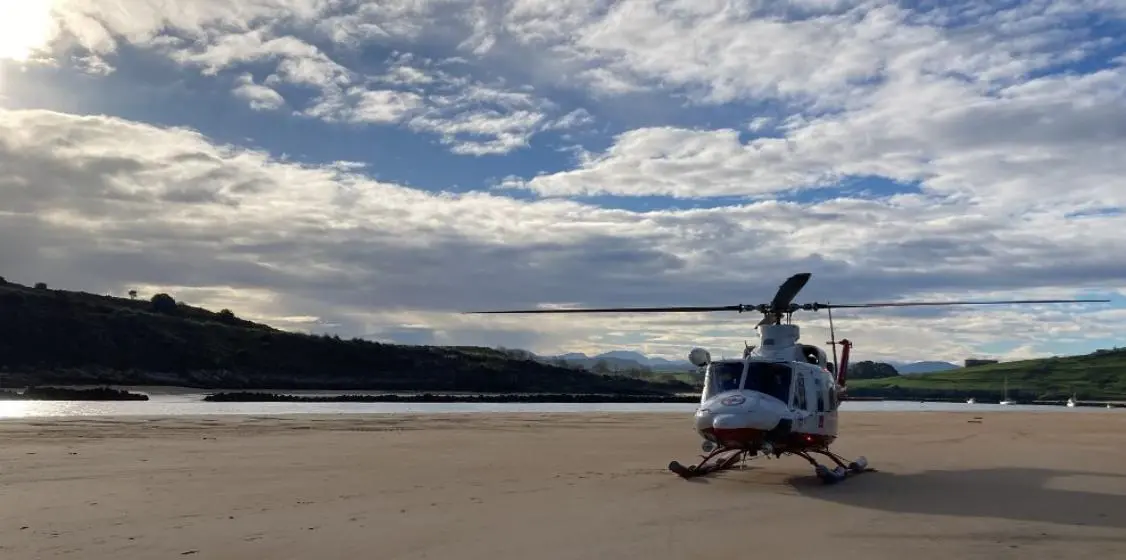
[544, 108, 595, 130]
[33, 1, 591, 156]
[555, 0, 1119, 104]
[71, 53, 114, 75]
[232, 73, 285, 110]
[514, 43, 1126, 205]
[305, 86, 425, 123]
[403, 81, 555, 154]
[2, 107, 1123, 364]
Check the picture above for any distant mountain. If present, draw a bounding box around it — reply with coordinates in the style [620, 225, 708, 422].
[547, 350, 959, 375]
[596, 350, 651, 363]
[544, 350, 695, 372]
[889, 361, 962, 374]
[554, 352, 591, 362]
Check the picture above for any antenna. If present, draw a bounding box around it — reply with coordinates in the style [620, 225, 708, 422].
[826, 304, 839, 375]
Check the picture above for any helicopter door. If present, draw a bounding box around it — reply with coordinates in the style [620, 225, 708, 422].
[792, 372, 809, 412]
[792, 374, 810, 430]
[815, 376, 826, 413]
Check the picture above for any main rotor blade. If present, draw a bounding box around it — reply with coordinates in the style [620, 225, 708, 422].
[820, 298, 1110, 309]
[771, 272, 812, 311]
[464, 304, 746, 314]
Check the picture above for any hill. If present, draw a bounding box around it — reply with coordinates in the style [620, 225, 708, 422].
[0, 279, 691, 394]
[543, 350, 693, 372]
[890, 360, 961, 374]
[593, 350, 696, 371]
[540, 351, 701, 388]
[848, 348, 1126, 401]
[545, 351, 652, 372]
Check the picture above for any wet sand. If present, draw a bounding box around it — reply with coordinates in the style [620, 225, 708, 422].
[1, 411, 1125, 559]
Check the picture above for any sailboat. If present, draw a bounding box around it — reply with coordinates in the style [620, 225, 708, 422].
[966, 397, 976, 404]
[999, 376, 1016, 405]
[1066, 393, 1077, 407]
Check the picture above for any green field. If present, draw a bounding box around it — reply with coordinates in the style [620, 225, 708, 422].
[848, 349, 1126, 401]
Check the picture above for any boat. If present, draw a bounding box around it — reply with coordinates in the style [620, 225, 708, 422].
[999, 378, 1017, 403]
[1065, 386, 1077, 407]
[966, 397, 976, 404]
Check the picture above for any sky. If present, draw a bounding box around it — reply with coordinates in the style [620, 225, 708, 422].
[1, 0, 1125, 366]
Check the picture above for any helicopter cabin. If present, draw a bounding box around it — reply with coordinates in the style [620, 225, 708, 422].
[704, 360, 793, 404]
[798, 344, 829, 369]
[703, 358, 837, 415]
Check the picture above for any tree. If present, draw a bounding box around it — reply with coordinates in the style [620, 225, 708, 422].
[34, 282, 47, 289]
[128, 290, 137, 300]
[848, 361, 899, 379]
[150, 293, 178, 314]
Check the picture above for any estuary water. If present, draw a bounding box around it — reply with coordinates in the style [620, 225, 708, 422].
[0, 391, 1116, 419]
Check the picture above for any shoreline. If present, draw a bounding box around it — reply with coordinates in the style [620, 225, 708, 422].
[0, 410, 1000, 430]
[0, 402, 1116, 424]
[202, 391, 701, 403]
[0, 409, 1079, 434]
[1, 385, 1121, 409]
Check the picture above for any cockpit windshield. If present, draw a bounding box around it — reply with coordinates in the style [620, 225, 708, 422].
[709, 361, 744, 393]
[742, 362, 792, 402]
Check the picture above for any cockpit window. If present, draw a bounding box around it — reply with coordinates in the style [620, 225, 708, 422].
[710, 361, 744, 393]
[741, 362, 793, 402]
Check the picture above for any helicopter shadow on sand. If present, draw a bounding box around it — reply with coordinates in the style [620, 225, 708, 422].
[785, 467, 1126, 529]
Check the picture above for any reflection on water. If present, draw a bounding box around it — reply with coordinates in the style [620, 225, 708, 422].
[0, 393, 1116, 419]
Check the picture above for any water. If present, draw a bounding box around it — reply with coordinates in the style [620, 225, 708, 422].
[0, 392, 1115, 419]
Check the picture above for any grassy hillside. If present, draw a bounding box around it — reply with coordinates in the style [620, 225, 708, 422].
[0, 279, 691, 394]
[848, 348, 1126, 401]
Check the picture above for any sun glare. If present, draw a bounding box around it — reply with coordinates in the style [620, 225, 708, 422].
[0, 0, 57, 62]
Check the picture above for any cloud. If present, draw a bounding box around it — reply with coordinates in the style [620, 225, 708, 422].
[232, 73, 285, 110]
[2, 106, 1123, 364]
[1, 0, 1124, 365]
[512, 64, 1126, 202]
[35, 2, 597, 156]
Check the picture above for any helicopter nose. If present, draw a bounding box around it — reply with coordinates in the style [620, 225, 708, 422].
[708, 392, 784, 443]
[709, 409, 783, 446]
[695, 408, 714, 435]
[696, 392, 783, 443]
[712, 409, 780, 432]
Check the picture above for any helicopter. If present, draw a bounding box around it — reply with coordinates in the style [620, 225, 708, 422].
[466, 273, 1109, 484]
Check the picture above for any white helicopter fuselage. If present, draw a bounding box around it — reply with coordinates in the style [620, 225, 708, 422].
[690, 324, 844, 451]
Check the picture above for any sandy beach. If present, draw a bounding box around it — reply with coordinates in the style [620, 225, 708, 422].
[2, 411, 1125, 559]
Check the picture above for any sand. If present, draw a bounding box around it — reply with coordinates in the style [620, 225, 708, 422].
[2, 411, 1125, 559]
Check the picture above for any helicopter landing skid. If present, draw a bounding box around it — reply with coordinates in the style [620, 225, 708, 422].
[794, 449, 875, 484]
[669, 445, 874, 483]
[668, 446, 755, 479]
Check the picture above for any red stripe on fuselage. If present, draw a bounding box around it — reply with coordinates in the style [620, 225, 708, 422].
[708, 427, 836, 450]
[709, 427, 766, 445]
